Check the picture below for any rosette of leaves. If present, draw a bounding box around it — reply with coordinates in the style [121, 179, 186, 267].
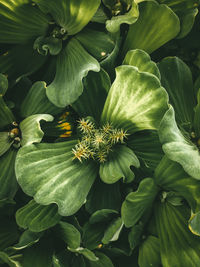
[121, 155, 200, 266]
[157, 57, 200, 180]
[0, 74, 68, 201]
[0, 0, 117, 107]
[15, 49, 169, 217]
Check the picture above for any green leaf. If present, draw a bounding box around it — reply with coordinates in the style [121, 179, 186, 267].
[101, 65, 169, 134]
[20, 81, 63, 118]
[15, 140, 98, 216]
[16, 199, 61, 232]
[0, 0, 49, 44]
[0, 218, 20, 251]
[0, 132, 13, 156]
[0, 149, 18, 200]
[68, 247, 99, 262]
[46, 38, 100, 107]
[189, 211, 200, 236]
[158, 105, 200, 179]
[121, 178, 158, 227]
[0, 97, 15, 129]
[76, 29, 115, 62]
[0, 44, 47, 81]
[138, 236, 161, 267]
[155, 201, 200, 267]
[19, 114, 54, 146]
[0, 73, 8, 96]
[85, 251, 114, 267]
[21, 237, 54, 267]
[54, 221, 81, 249]
[122, 1, 180, 55]
[158, 57, 196, 129]
[72, 69, 110, 123]
[89, 209, 118, 224]
[99, 145, 139, 184]
[0, 252, 22, 267]
[128, 225, 143, 251]
[33, 36, 62, 56]
[13, 230, 43, 250]
[33, 0, 100, 35]
[154, 156, 200, 212]
[102, 217, 123, 244]
[85, 178, 121, 214]
[123, 49, 161, 79]
[127, 131, 164, 170]
[82, 222, 105, 250]
[194, 88, 200, 137]
[106, 1, 139, 33]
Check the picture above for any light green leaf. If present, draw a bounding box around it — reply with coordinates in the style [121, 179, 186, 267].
[102, 217, 123, 244]
[0, 97, 15, 129]
[33, 0, 100, 35]
[138, 236, 161, 267]
[99, 145, 139, 184]
[158, 105, 200, 180]
[72, 69, 110, 122]
[0, 149, 18, 200]
[155, 156, 200, 212]
[15, 140, 98, 216]
[127, 130, 164, 170]
[20, 81, 63, 118]
[101, 65, 169, 134]
[46, 38, 100, 107]
[54, 221, 81, 249]
[85, 178, 121, 214]
[76, 29, 115, 62]
[13, 230, 43, 250]
[155, 201, 200, 267]
[158, 57, 196, 129]
[68, 247, 99, 262]
[0, 132, 13, 156]
[0, 73, 8, 96]
[0, 44, 47, 81]
[123, 49, 161, 79]
[19, 114, 53, 146]
[189, 211, 200, 236]
[121, 178, 158, 227]
[122, 1, 180, 55]
[106, 1, 139, 33]
[16, 199, 61, 232]
[0, 0, 49, 44]
[33, 36, 62, 56]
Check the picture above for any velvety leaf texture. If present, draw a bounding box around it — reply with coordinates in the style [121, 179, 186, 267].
[16, 199, 61, 232]
[101, 65, 169, 134]
[46, 38, 100, 107]
[15, 140, 98, 216]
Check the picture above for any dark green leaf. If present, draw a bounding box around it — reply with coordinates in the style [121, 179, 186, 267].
[16, 199, 61, 232]
[13, 230, 43, 250]
[89, 209, 118, 224]
[0, 97, 15, 129]
[121, 178, 158, 227]
[0, 73, 8, 96]
[0, 0, 49, 44]
[46, 38, 100, 107]
[0, 132, 12, 156]
[33, 0, 100, 35]
[33, 36, 62, 56]
[68, 247, 99, 262]
[102, 217, 123, 244]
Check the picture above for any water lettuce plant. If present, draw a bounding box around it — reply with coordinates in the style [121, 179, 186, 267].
[1, 0, 200, 266]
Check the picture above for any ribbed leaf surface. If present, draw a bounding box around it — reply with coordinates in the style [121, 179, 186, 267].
[101, 65, 168, 134]
[15, 140, 98, 216]
[16, 199, 61, 232]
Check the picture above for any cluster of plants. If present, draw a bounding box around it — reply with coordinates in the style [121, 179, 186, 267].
[1, 0, 200, 266]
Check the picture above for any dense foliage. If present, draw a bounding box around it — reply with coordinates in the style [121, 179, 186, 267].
[1, 0, 200, 266]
